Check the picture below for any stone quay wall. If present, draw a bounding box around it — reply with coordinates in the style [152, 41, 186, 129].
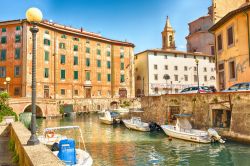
[8, 122, 64, 166]
[140, 92, 250, 143]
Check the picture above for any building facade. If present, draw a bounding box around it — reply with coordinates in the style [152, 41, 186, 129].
[186, 15, 215, 55]
[0, 19, 135, 99]
[135, 17, 216, 96]
[209, 3, 250, 90]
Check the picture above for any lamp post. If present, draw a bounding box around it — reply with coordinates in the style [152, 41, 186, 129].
[26, 7, 43, 145]
[195, 59, 200, 93]
[5, 77, 11, 94]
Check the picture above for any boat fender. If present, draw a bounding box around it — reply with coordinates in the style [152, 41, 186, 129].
[46, 130, 55, 138]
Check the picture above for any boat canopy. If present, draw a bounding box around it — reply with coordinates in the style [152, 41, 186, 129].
[176, 118, 192, 130]
[44, 126, 80, 132]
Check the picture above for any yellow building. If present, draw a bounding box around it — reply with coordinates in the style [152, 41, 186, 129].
[209, 3, 250, 90]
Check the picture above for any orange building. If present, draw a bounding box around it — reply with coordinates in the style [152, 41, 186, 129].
[0, 19, 135, 99]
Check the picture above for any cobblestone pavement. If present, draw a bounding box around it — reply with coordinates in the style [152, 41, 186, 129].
[0, 136, 16, 166]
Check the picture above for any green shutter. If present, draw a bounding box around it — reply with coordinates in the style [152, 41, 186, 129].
[2, 28, 6, 32]
[1, 50, 6, 61]
[15, 35, 21, 43]
[44, 68, 49, 78]
[97, 60, 101, 67]
[74, 71, 78, 80]
[120, 52, 124, 58]
[97, 49, 101, 55]
[86, 47, 90, 53]
[86, 58, 90, 67]
[97, 73, 101, 81]
[61, 55, 65, 64]
[107, 51, 111, 56]
[1, 36, 7, 44]
[16, 26, 21, 31]
[107, 74, 111, 82]
[73, 45, 78, 51]
[121, 62, 124, 70]
[74, 56, 78, 65]
[107, 61, 111, 69]
[120, 74, 125, 83]
[15, 48, 20, 59]
[86, 72, 90, 81]
[45, 51, 49, 61]
[44, 39, 50, 46]
[61, 34, 67, 39]
[61, 70, 65, 79]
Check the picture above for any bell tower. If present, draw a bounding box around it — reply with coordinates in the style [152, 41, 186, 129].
[162, 16, 176, 50]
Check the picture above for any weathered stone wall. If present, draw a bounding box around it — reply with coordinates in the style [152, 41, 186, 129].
[140, 92, 250, 142]
[9, 122, 64, 166]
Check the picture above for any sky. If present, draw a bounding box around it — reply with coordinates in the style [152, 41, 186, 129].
[0, 0, 211, 53]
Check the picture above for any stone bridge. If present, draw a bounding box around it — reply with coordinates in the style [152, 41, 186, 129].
[8, 97, 131, 118]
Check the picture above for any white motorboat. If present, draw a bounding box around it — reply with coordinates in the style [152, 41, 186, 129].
[38, 128, 67, 146]
[161, 114, 225, 143]
[99, 111, 120, 125]
[123, 117, 150, 132]
[39, 126, 93, 166]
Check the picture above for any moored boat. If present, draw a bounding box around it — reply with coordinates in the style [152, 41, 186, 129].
[123, 117, 150, 132]
[99, 111, 120, 125]
[161, 114, 225, 143]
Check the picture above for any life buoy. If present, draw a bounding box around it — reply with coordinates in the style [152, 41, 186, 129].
[46, 131, 55, 138]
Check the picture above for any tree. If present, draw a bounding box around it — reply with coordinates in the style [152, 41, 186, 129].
[0, 92, 17, 122]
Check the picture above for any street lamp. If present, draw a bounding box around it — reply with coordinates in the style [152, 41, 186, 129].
[195, 59, 200, 93]
[26, 7, 43, 145]
[5, 77, 11, 94]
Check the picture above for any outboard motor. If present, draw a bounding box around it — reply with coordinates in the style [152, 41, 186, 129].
[207, 128, 225, 143]
[149, 122, 162, 131]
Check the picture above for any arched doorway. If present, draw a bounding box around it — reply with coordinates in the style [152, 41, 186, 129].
[23, 104, 43, 118]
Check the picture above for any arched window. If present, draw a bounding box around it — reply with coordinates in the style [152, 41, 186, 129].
[210, 76, 215, 80]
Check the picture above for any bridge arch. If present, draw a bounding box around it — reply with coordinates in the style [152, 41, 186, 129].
[22, 104, 43, 118]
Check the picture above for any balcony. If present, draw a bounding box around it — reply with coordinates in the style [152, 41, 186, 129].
[84, 80, 92, 87]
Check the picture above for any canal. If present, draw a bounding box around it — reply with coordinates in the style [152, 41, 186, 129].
[37, 113, 250, 166]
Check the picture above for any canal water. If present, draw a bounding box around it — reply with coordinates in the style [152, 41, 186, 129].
[37, 114, 250, 166]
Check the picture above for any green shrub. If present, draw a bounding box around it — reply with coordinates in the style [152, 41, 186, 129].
[0, 92, 17, 122]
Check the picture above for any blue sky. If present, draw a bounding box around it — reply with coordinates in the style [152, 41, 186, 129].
[0, 0, 211, 53]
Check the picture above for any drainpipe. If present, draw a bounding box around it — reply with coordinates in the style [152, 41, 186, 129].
[244, 11, 250, 66]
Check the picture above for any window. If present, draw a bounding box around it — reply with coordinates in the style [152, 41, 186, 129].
[154, 52, 157, 56]
[136, 76, 141, 80]
[107, 51, 111, 56]
[14, 66, 20, 77]
[86, 40, 90, 44]
[174, 75, 178, 81]
[184, 66, 188, 71]
[211, 46, 215, 55]
[120, 74, 125, 83]
[174, 66, 178, 70]
[121, 62, 124, 70]
[0, 67, 6, 77]
[217, 34, 223, 51]
[97, 90, 102, 96]
[59, 43, 66, 49]
[227, 26, 234, 46]
[73, 37, 79, 41]
[120, 52, 124, 58]
[184, 54, 187, 58]
[16, 26, 21, 31]
[107, 74, 111, 82]
[97, 60, 101, 67]
[2, 28, 6, 32]
[86, 58, 90, 67]
[15, 35, 21, 43]
[74, 56, 78, 65]
[155, 87, 159, 94]
[154, 74, 158, 80]
[194, 75, 198, 82]
[107, 61, 111, 69]
[204, 67, 207, 72]
[229, 60, 236, 79]
[74, 90, 78, 96]
[44, 68, 49, 78]
[73, 45, 78, 51]
[164, 55, 168, 59]
[97, 43, 101, 46]
[60, 55, 66, 64]
[97, 49, 101, 55]
[165, 65, 168, 70]
[61, 34, 67, 39]
[194, 66, 197, 71]
[0, 50, 6, 61]
[61, 89, 65, 95]
[174, 54, 177, 58]
[44, 39, 50, 46]
[97, 73, 101, 81]
[86, 71, 90, 81]
[184, 75, 188, 81]
[86, 47, 90, 53]
[74, 71, 78, 80]
[1, 36, 7, 44]
[204, 75, 207, 82]
[154, 65, 158, 70]
[44, 30, 49, 34]
[15, 48, 20, 59]
[14, 87, 21, 96]
[44, 51, 49, 61]
[61, 70, 66, 79]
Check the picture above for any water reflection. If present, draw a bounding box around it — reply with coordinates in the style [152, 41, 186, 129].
[37, 114, 250, 166]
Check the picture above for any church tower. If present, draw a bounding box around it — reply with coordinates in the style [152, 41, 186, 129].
[162, 16, 176, 50]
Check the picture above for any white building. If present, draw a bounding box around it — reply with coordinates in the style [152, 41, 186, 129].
[134, 17, 216, 96]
